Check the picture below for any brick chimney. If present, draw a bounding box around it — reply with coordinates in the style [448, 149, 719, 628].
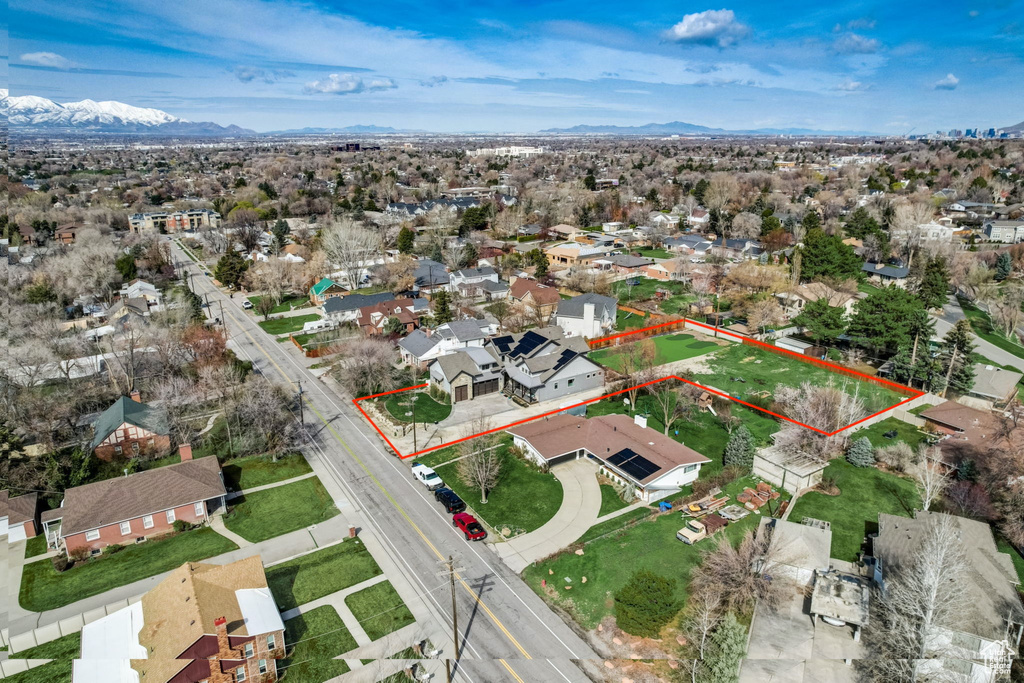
[213, 616, 233, 659]
[129, 389, 142, 403]
[179, 444, 193, 461]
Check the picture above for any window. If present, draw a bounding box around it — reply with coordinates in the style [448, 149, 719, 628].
[684, 464, 698, 473]
[235, 667, 246, 682]
[143, 515, 154, 529]
[244, 642, 254, 658]
[85, 529, 100, 541]
[114, 445, 123, 455]
[258, 660, 267, 674]
[568, 378, 575, 387]
[266, 635, 276, 651]
[166, 509, 176, 524]
[195, 502, 205, 517]
[120, 521, 131, 536]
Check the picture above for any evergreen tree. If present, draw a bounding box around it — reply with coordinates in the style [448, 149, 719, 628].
[528, 248, 549, 278]
[843, 207, 880, 239]
[760, 214, 781, 236]
[792, 298, 847, 345]
[801, 211, 821, 233]
[915, 256, 950, 310]
[613, 570, 678, 637]
[461, 241, 478, 268]
[957, 458, 978, 482]
[397, 227, 415, 254]
[723, 426, 755, 470]
[846, 437, 875, 467]
[432, 290, 454, 324]
[272, 219, 289, 249]
[848, 287, 931, 353]
[583, 174, 597, 191]
[995, 252, 1012, 281]
[115, 252, 138, 280]
[938, 319, 976, 396]
[799, 229, 862, 281]
[705, 612, 748, 683]
[214, 249, 249, 289]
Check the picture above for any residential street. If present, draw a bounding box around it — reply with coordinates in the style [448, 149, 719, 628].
[932, 295, 1024, 369]
[173, 243, 600, 683]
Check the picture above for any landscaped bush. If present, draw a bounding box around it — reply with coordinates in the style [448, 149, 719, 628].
[875, 442, 916, 471]
[52, 555, 72, 572]
[68, 547, 89, 563]
[428, 385, 450, 404]
[614, 569, 679, 637]
[103, 543, 125, 555]
[723, 427, 755, 470]
[845, 437, 876, 467]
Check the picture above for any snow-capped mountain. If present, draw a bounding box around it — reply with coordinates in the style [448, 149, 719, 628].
[0, 90, 254, 136]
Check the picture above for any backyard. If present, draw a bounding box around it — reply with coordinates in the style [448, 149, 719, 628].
[224, 477, 339, 543]
[280, 606, 356, 683]
[4, 660, 71, 683]
[266, 540, 383, 612]
[345, 581, 416, 641]
[258, 313, 322, 336]
[20, 528, 238, 612]
[851, 416, 930, 451]
[590, 333, 723, 371]
[382, 391, 452, 424]
[787, 459, 921, 562]
[522, 475, 788, 629]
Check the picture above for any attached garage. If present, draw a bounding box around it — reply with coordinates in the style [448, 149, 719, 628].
[473, 378, 500, 396]
[454, 385, 469, 402]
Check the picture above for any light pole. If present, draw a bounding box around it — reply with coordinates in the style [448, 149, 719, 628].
[404, 395, 417, 451]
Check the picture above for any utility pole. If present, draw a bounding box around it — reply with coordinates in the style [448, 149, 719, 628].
[298, 381, 304, 424]
[439, 555, 462, 682]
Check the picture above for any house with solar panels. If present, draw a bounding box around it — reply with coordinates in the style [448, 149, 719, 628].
[507, 413, 711, 502]
[490, 327, 605, 405]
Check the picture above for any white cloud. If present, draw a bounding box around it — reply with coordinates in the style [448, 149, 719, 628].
[419, 75, 448, 87]
[20, 51, 76, 69]
[305, 73, 397, 95]
[234, 66, 294, 83]
[934, 73, 959, 90]
[834, 79, 870, 92]
[664, 9, 750, 48]
[833, 33, 880, 54]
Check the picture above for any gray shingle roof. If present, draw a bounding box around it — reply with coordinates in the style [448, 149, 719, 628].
[323, 292, 395, 314]
[438, 320, 487, 342]
[556, 293, 617, 320]
[862, 262, 910, 279]
[399, 329, 439, 358]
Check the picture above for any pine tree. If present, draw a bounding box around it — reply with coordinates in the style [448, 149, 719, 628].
[799, 228, 861, 281]
[915, 256, 950, 310]
[846, 437, 875, 467]
[995, 252, 1012, 281]
[613, 570, 678, 637]
[432, 290, 454, 324]
[705, 612, 748, 683]
[397, 227, 415, 254]
[939, 319, 976, 396]
[723, 426, 755, 470]
[214, 249, 249, 289]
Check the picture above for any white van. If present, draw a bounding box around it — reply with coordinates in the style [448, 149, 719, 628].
[301, 319, 337, 334]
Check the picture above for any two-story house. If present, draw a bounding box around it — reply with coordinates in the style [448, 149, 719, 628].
[492, 327, 604, 405]
[90, 391, 171, 460]
[398, 319, 492, 367]
[554, 293, 618, 339]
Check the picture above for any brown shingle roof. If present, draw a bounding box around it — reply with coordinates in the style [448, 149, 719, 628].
[919, 400, 997, 434]
[8, 492, 38, 525]
[509, 278, 561, 305]
[508, 414, 710, 484]
[57, 458, 225, 537]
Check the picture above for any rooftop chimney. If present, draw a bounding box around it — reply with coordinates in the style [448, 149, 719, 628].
[179, 444, 193, 461]
[129, 389, 142, 403]
[634, 414, 648, 430]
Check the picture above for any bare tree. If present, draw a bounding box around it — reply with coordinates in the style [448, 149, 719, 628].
[616, 339, 658, 411]
[319, 218, 381, 290]
[989, 284, 1024, 338]
[680, 584, 722, 683]
[455, 416, 503, 503]
[913, 450, 950, 512]
[335, 337, 399, 397]
[689, 528, 786, 614]
[730, 212, 761, 240]
[648, 380, 693, 435]
[772, 380, 867, 459]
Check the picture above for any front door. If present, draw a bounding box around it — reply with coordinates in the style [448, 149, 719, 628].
[454, 385, 468, 402]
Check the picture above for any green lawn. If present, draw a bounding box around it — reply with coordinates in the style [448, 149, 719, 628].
[24, 534, 49, 559]
[4, 660, 72, 683]
[852, 417, 929, 450]
[225, 478, 339, 543]
[433, 440, 563, 535]
[578, 506, 654, 544]
[267, 540, 383, 612]
[522, 476, 785, 629]
[632, 247, 674, 259]
[958, 296, 1024, 363]
[598, 484, 630, 517]
[383, 392, 452, 423]
[345, 581, 415, 641]
[258, 314, 322, 336]
[590, 333, 722, 371]
[996, 536, 1024, 587]
[615, 308, 647, 331]
[222, 453, 313, 490]
[248, 294, 311, 315]
[280, 606, 355, 683]
[788, 459, 921, 562]
[857, 281, 885, 296]
[14, 632, 80, 660]
[612, 278, 686, 304]
[20, 528, 238, 612]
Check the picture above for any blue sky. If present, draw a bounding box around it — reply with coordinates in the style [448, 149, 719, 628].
[7, 0, 1023, 133]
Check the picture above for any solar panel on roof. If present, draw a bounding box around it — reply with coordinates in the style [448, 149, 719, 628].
[607, 448, 638, 467]
[619, 455, 660, 481]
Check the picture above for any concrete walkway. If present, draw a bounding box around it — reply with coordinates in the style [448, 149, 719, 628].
[208, 514, 253, 548]
[592, 499, 648, 525]
[226, 471, 317, 500]
[493, 458, 602, 573]
[280, 573, 389, 647]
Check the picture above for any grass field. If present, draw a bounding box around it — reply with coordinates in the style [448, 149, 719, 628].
[24, 534, 48, 558]
[383, 392, 452, 423]
[590, 333, 721, 371]
[852, 416, 929, 450]
[20, 528, 237, 612]
[615, 308, 647, 331]
[996, 536, 1024, 586]
[632, 247, 674, 259]
[247, 294, 311, 315]
[14, 632, 80, 660]
[434, 441, 563, 535]
[788, 459, 921, 562]
[224, 478, 339, 543]
[4, 660, 71, 683]
[598, 484, 630, 517]
[222, 453, 313, 490]
[258, 313, 322, 336]
[958, 296, 1024, 363]
[280, 606, 355, 682]
[345, 581, 415, 641]
[266, 540, 383, 612]
[522, 476, 786, 629]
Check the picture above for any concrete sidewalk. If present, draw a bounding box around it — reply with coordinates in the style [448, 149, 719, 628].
[280, 573, 389, 647]
[226, 471, 317, 500]
[493, 458, 602, 573]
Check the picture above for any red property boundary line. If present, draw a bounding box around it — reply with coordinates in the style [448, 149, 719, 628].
[353, 318, 926, 460]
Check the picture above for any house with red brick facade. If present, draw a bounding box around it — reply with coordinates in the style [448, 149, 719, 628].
[41, 450, 226, 555]
[74, 556, 286, 683]
[90, 391, 171, 461]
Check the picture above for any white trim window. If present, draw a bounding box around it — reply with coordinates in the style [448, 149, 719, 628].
[166, 509, 176, 524]
[194, 502, 205, 517]
[85, 529, 100, 541]
[244, 642, 254, 658]
[120, 521, 131, 536]
[258, 659, 267, 674]
[266, 634, 276, 650]
[143, 515, 154, 529]
[235, 666, 246, 682]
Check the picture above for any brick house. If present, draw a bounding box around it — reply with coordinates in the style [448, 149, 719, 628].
[90, 391, 171, 461]
[74, 556, 286, 683]
[508, 278, 561, 317]
[356, 298, 426, 335]
[41, 449, 226, 555]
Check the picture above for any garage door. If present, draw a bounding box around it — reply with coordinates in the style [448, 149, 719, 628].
[454, 385, 468, 402]
[8, 522, 27, 543]
[473, 379, 499, 396]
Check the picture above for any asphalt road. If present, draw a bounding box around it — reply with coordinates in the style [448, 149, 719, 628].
[173, 242, 601, 683]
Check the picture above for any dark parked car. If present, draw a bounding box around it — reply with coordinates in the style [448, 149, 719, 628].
[453, 512, 486, 541]
[434, 487, 466, 514]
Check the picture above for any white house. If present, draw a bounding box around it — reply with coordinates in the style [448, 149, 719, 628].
[983, 220, 1024, 244]
[554, 293, 617, 339]
[397, 319, 492, 366]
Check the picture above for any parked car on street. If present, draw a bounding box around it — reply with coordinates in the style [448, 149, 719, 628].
[242, 300, 254, 309]
[434, 487, 466, 514]
[453, 512, 486, 541]
[412, 462, 444, 491]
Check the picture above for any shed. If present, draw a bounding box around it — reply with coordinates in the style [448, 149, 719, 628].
[753, 445, 827, 495]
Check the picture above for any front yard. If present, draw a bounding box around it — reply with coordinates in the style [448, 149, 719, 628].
[224, 477, 339, 543]
[345, 581, 416, 641]
[382, 392, 452, 423]
[590, 332, 722, 371]
[20, 528, 238, 612]
[258, 313, 322, 336]
[522, 475, 787, 630]
[222, 453, 313, 490]
[958, 296, 1024, 363]
[280, 606, 356, 682]
[266, 540, 383, 612]
[248, 294, 311, 315]
[24, 534, 49, 558]
[788, 459, 921, 562]
[598, 483, 630, 516]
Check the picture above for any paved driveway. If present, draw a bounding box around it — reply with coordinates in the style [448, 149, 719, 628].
[493, 458, 602, 573]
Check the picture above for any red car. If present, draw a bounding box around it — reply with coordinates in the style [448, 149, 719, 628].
[452, 512, 487, 541]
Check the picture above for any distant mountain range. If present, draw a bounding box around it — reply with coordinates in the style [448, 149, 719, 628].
[1005, 120, 1024, 133]
[0, 90, 255, 136]
[540, 120, 877, 136]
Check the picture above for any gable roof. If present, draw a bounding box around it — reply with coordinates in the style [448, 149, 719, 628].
[970, 364, 1024, 400]
[8, 492, 38, 525]
[491, 327, 566, 359]
[433, 347, 499, 381]
[413, 259, 449, 287]
[53, 457, 225, 537]
[398, 329, 439, 358]
[862, 262, 910, 279]
[509, 279, 560, 305]
[437, 319, 488, 343]
[310, 277, 341, 296]
[556, 292, 618, 320]
[322, 291, 395, 314]
[918, 400, 996, 433]
[90, 396, 169, 450]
